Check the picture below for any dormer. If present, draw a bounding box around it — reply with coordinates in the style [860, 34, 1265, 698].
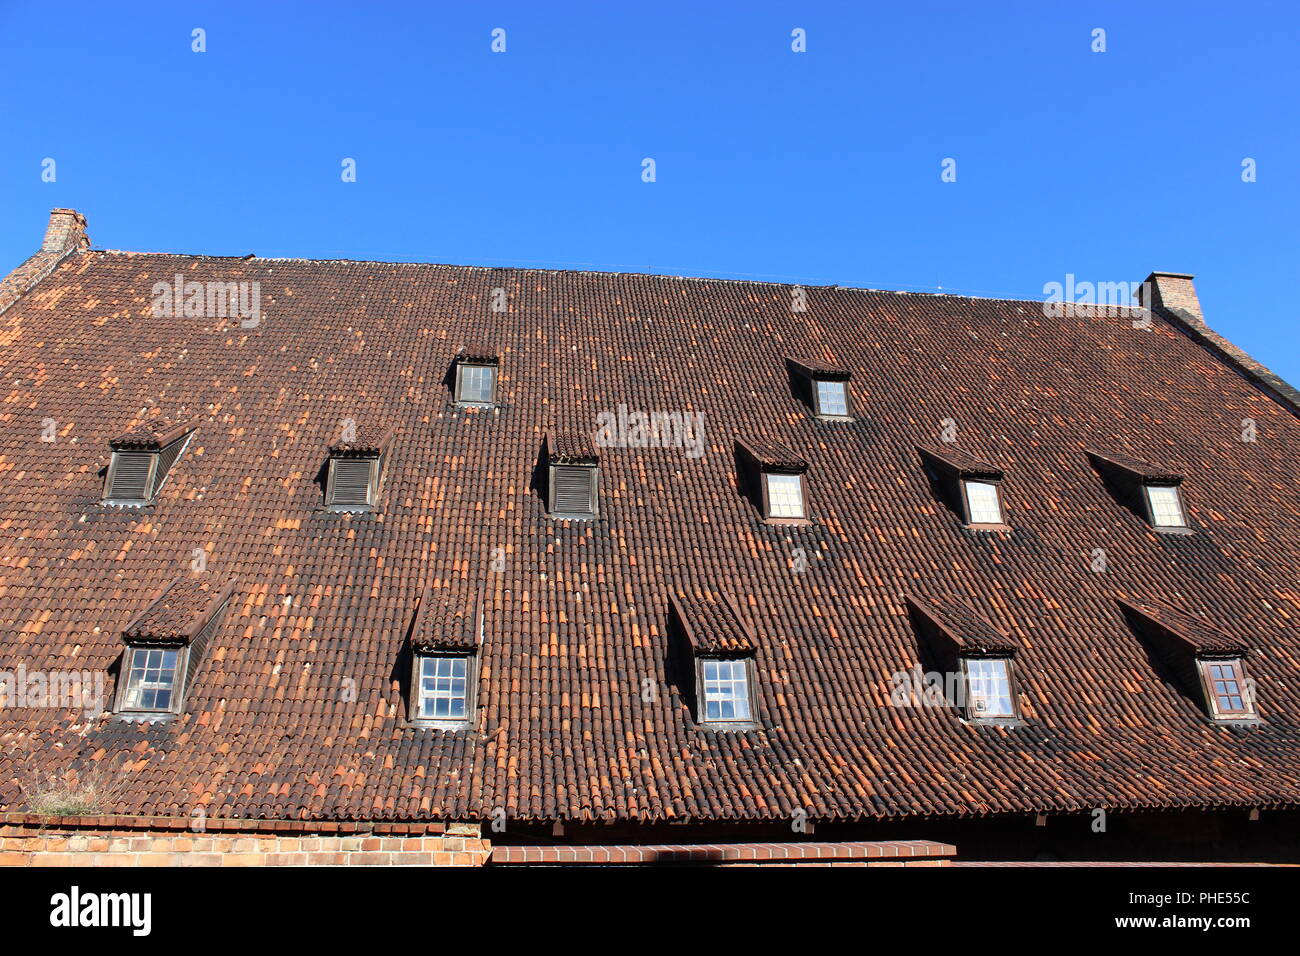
[406, 586, 483, 728]
[905, 593, 1023, 723]
[1087, 450, 1190, 533]
[452, 345, 500, 407]
[1119, 599, 1259, 723]
[785, 356, 853, 420]
[917, 444, 1008, 530]
[546, 430, 600, 519]
[324, 426, 393, 511]
[103, 418, 198, 505]
[114, 575, 235, 717]
[669, 585, 759, 728]
[735, 437, 810, 523]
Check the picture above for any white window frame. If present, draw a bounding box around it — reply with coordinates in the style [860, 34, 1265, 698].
[962, 480, 1004, 526]
[412, 652, 475, 727]
[962, 656, 1017, 719]
[1198, 657, 1256, 720]
[116, 645, 185, 714]
[697, 656, 755, 724]
[1144, 484, 1187, 529]
[812, 378, 852, 419]
[763, 472, 807, 519]
[455, 362, 497, 406]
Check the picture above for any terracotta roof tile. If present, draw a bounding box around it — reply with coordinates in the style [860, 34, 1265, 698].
[2, 224, 1300, 825]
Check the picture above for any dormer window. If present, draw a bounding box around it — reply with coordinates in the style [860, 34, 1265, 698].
[547, 431, 599, 519]
[453, 346, 500, 407]
[104, 419, 197, 505]
[115, 576, 234, 717]
[699, 657, 754, 722]
[815, 379, 850, 418]
[668, 587, 760, 729]
[765, 473, 806, 518]
[785, 357, 853, 420]
[1119, 599, 1259, 724]
[1087, 451, 1190, 533]
[963, 480, 1003, 525]
[1200, 658, 1255, 720]
[407, 587, 482, 728]
[736, 437, 811, 524]
[905, 593, 1024, 725]
[325, 426, 392, 511]
[917, 445, 1008, 530]
[962, 657, 1016, 718]
[1145, 484, 1186, 528]
[121, 647, 181, 711]
[416, 654, 472, 722]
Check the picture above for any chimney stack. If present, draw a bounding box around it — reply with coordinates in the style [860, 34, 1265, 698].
[42, 208, 91, 254]
[1138, 272, 1202, 327]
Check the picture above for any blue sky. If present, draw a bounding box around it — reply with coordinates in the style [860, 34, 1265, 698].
[3, 2, 1297, 379]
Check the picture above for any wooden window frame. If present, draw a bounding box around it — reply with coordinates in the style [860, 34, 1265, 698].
[960, 655, 1020, 721]
[761, 470, 809, 524]
[959, 479, 1009, 530]
[548, 463, 599, 519]
[454, 362, 497, 407]
[114, 644, 188, 716]
[1197, 657, 1257, 721]
[811, 378, 853, 421]
[1143, 483, 1191, 533]
[325, 456, 380, 511]
[695, 654, 757, 728]
[409, 650, 477, 728]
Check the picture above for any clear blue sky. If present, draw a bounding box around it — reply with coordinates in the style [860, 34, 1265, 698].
[3, 2, 1297, 379]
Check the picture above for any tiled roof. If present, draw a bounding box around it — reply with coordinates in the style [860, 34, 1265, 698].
[109, 417, 198, 451]
[547, 430, 598, 464]
[1119, 599, 1250, 656]
[906, 593, 1018, 656]
[409, 586, 482, 653]
[3, 223, 1300, 825]
[917, 444, 1004, 480]
[786, 356, 852, 380]
[670, 585, 758, 654]
[736, 436, 809, 471]
[122, 576, 237, 645]
[327, 425, 394, 457]
[1087, 449, 1184, 484]
[457, 345, 499, 365]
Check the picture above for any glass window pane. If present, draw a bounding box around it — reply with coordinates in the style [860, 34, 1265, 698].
[816, 380, 849, 416]
[965, 658, 1014, 717]
[1146, 486, 1185, 527]
[122, 647, 179, 711]
[416, 654, 472, 723]
[964, 481, 1002, 524]
[700, 658, 752, 722]
[459, 365, 495, 403]
[766, 473, 805, 518]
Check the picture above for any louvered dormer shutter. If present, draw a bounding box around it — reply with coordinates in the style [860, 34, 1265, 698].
[106, 452, 155, 502]
[551, 465, 597, 517]
[327, 458, 375, 507]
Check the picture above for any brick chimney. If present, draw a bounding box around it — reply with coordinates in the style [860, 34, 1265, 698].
[1137, 272, 1202, 327]
[0, 208, 92, 316]
[41, 208, 91, 254]
[1137, 269, 1300, 418]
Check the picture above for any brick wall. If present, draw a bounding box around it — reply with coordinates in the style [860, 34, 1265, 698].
[0, 824, 490, 867]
